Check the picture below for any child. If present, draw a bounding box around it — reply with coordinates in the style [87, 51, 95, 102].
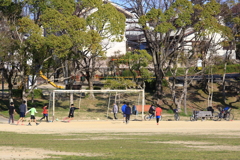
[40, 104, 48, 122]
[155, 105, 162, 125]
[25, 105, 39, 126]
[63, 104, 80, 122]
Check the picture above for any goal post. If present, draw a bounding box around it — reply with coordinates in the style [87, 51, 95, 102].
[50, 89, 145, 122]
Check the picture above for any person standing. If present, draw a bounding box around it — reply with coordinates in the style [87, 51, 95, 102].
[132, 104, 137, 115]
[17, 100, 27, 125]
[124, 103, 131, 124]
[155, 105, 162, 125]
[63, 104, 80, 122]
[40, 104, 49, 122]
[8, 102, 16, 124]
[121, 102, 127, 123]
[112, 103, 118, 120]
[25, 105, 39, 126]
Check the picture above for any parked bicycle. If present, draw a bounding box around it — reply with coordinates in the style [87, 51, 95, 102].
[173, 109, 180, 121]
[213, 106, 234, 121]
[144, 114, 162, 121]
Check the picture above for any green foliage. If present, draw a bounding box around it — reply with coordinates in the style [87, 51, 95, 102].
[193, 0, 232, 38]
[119, 50, 153, 84]
[162, 79, 168, 87]
[167, 109, 174, 114]
[104, 78, 136, 89]
[140, 0, 194, 33]
[26, 89, 43, 99]
[12, 89, 22, 97]
[86, 2, 125, 42]
[155, 22, 175, 33]
[5, 89, 43, 98]
[207, 64, 240, 74]
[93, 86, 101, 90]
[122, 69, 137, 77]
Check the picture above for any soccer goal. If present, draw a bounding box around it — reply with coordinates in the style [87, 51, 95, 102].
[49, 89, 145, 122]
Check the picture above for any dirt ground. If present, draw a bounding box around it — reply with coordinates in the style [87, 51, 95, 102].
[1, 119, 240, 135]
[1, 119, 240, 159]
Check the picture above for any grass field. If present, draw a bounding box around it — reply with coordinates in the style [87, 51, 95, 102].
[0, 120, 240, 160]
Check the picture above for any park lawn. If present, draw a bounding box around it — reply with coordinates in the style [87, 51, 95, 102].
[0, 132, 239, 160]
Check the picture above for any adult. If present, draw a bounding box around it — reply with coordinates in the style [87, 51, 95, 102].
[17, 100, 27, 125]
[121, 102, 127, 123]
[124, 103, 131, 124]
[132, 104, 138, 115]
[155, 105, 162, 125]
[8, 102, 16, 124]
[112, 103, 118, 120]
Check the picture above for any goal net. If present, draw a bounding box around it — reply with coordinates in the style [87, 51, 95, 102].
[49, 89, 145, 122]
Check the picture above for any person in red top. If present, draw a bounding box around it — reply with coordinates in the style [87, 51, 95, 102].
[155, 105, 162, 125]
[40, 104, 48, 122]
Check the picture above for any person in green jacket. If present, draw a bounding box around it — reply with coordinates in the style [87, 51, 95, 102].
[25, 105, 39, 126]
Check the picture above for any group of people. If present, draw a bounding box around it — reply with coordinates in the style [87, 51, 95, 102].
[8, 101, 49, 126]
[148, 104, 162, 125]
[8, 101, 81, 125]
[113, 102, 162, 125]
[8, 100, 162, 125]
[112, 102, 138, 124]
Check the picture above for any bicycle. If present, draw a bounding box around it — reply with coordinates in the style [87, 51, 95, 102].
[213, 107, 234, 121]
[173, 109, 180, 121]
[144, 114, 162, 121]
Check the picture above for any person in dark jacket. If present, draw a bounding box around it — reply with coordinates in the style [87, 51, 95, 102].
[63, 104, 80, 122]
[148, 104, 155, 118]
[8, 102, 16, 124]
[124, 103, 131, 124]
[17, 100, 27, 125]
[121, 102, 127, 123]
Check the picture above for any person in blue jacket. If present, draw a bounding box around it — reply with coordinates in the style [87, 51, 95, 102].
[124, 103, 131, 124]
[121, 102, 127, 123]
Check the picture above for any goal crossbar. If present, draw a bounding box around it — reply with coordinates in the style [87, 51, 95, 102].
[51, 89, 145, 121]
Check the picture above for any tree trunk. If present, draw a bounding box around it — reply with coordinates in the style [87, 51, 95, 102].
[154, 66, 163, 99]
[8, 80, 13, 103]
[222, 62, 227, 104]
[183, 69, 189, 115]
[86, 73, 95, 99]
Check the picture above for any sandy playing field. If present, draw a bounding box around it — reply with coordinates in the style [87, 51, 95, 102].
[1, 119, 240, 135]
[1, 118, 240, 159]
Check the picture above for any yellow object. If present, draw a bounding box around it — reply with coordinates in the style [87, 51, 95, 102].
[39, 71, 64, 89]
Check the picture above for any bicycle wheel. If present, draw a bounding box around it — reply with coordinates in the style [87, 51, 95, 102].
[225, 113, 234, 121]
[212, 112, 219, 121]
[174, 113, 180, 121]
[144, 115, 150, 121]
[190, 115, 195, 121]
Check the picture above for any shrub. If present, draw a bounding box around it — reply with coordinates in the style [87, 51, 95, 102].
[167, 109, 174, 114]
[121, 69, 137, 77]
[12, 89, 22, 97]
[27, 89, 43, 98]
